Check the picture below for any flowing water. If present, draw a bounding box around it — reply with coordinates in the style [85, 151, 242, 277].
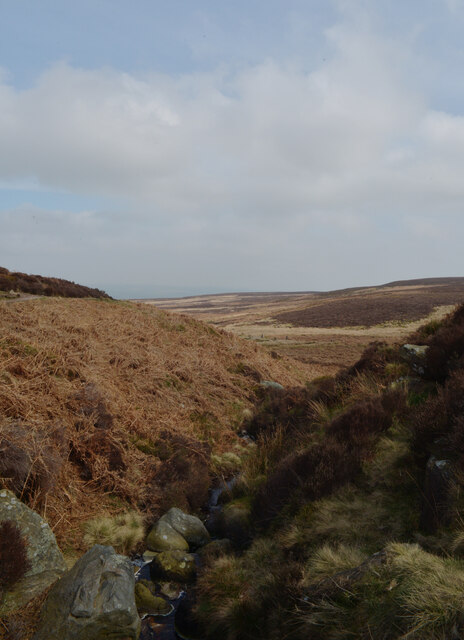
[133, 475, 239, 640]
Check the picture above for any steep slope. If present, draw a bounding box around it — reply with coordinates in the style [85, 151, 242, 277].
[0, 297, 310, 551]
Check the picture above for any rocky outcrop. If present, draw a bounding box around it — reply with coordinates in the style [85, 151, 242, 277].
[33, 545, 140, 640]
[0, 489, 66, 615]
[159, 508, 210, 549]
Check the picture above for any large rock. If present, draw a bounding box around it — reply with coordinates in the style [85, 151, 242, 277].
[0, 489, 66, 615]
[33, 545, 140, 640]
[150, 550, 197, 583]
[146, 519, 189, 552]
[134, 581, 173, 615]
[159, 508, 210, 549]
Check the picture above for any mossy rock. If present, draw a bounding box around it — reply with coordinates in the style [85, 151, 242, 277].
[150, 550, 197, 583]
[134, 582, 172, 615]
[159, 508, 210, 549]
[146, 519, 189, 552]
[0, 490, 67, 615]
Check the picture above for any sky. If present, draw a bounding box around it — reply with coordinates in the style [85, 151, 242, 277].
[1, 0, 464, 298]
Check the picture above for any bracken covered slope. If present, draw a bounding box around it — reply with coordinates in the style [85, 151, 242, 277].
[0, 297, 310, 550]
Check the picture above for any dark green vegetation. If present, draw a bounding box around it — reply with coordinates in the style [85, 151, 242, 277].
[0, 266, 110, 299]
[0, 521, 31, 596]
[195, 302, 464, 639]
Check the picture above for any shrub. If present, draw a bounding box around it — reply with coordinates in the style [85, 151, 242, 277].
[82, 511, 144, 554]
[196, 538, 296, 640]
[252, 392, 401, 525]
[253, 439, 361, 525]
[246, 386, 312, 438]
[337, 342, 389, 382]
[0, 521, 31, 594]
[0, 266, 111, 299]
[326, 394, 396, 450]
[149, 432, 211, 513]
[0, 423, 64, 504]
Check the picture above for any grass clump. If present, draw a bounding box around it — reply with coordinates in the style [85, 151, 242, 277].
[82, 511, 144, 555]
[196, 538, 292, 640]
[297, 543, 464, 640]
[301, 543, 367, 584]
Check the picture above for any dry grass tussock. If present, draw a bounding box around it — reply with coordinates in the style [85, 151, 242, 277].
[0, 298, 309, 548]
[82, 511, 144, 554]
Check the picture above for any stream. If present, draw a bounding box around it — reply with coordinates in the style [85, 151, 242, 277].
[133, 475, 239, 640]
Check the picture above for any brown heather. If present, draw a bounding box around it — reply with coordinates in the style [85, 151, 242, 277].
[0, 297, 310, 549]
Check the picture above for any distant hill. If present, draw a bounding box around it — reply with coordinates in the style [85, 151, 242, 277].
[274, 277, 464, 328]
[0, 266, 110, 299]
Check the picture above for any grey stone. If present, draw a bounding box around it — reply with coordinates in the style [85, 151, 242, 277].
[33, 545, 140, 640]
[0, 489, 66, 615]
[259, 380, 284, 391]
[146, 519, 189, 552]
[159, 507, 210, 549]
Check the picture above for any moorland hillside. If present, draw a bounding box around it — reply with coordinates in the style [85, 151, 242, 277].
[0, 296, 309, 554]
[147, 277, 464, 376]
[0, 266, 110, 299]
[194, 302, 464, 640]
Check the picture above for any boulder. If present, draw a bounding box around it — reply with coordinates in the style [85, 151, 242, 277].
[134, 581, 173, 615]
[0, 489, 66, 615]
[146, 519, 189, 552]
[150, 550, 197, 583]
[160, 508, 210, 549]
[259, 380, 284, 391]
[33, 545, 140, 640]
[400, 344, 429, 375]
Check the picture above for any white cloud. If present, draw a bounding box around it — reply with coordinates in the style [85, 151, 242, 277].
[1, 16, 464, 293]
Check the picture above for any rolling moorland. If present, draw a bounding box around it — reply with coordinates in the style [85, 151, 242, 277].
[3, 272, 464, 638]
[146, 277, 464, 376]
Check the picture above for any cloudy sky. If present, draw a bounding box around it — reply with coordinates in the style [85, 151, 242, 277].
[1, 1, 464, 298]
